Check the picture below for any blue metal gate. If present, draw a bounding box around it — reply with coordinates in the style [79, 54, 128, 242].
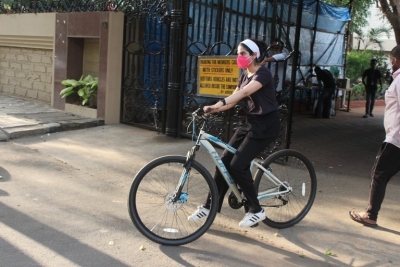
[120, 0, 350, 154]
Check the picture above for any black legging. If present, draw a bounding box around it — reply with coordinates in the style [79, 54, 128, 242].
[204, 112, 280, 213]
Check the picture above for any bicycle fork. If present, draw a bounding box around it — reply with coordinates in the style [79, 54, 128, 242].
[170, 146, 198, 204]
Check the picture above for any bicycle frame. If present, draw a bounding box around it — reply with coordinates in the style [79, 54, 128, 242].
[183, 112, 292, 205]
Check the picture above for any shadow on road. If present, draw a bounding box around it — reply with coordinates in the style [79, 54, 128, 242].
[159, 228, 338, 267]
[0, 202, 130, 267]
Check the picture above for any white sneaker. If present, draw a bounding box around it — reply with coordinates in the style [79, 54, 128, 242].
[239, 209, 266, 227]
[188, 206, 210, 222]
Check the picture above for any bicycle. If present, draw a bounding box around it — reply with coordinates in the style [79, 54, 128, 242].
[128, 107, 317, 246]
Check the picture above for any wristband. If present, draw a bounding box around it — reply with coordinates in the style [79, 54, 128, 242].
[221, 98, 226, 106]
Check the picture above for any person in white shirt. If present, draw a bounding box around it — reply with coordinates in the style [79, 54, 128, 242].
[349, 45, 400, 228]
[260, 39, 288, 92]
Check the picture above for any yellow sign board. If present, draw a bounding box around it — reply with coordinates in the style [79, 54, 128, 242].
[197, 56, 240, 97]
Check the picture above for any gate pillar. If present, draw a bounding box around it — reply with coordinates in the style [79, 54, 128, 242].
[166, 0, 185, 137]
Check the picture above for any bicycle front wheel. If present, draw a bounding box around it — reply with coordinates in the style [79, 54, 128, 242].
[128, 155, 218, 246]
[254, 149, 317, 229]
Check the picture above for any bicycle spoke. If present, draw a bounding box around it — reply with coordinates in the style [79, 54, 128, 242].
[128, 156, 218, 245]
[255, 150, 317, 229]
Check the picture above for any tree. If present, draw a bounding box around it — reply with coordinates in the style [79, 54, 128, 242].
[324, 0, 375, 52]
[378, 0, 400, 45]
[325, 0, 400, 47]
[324, 0, 375, 33]
[1, 0, 12, 6]
[355, 26, 392, 50]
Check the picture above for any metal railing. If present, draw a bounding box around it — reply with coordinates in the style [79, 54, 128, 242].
[0, 0, 129, 14]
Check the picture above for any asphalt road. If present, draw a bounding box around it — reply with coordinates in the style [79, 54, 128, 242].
[1, 120, 400, 266]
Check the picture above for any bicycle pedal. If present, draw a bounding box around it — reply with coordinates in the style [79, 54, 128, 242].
[250, 223, 259, 228]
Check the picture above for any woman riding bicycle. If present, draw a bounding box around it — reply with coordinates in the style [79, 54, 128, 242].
[188, 38, 281, 227]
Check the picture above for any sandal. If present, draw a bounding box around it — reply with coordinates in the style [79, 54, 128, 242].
[349, 211, 378, 228]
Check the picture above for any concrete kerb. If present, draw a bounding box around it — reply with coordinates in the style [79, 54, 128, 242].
[57, 119, 105, 131]
[0, 119, 105, 141]
[0, 93, 105, 141]
[0, 128, 8, 141]
[2, 124, 50, 140]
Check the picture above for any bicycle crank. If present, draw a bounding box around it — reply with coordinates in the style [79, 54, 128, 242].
[228, 191, 243, 209]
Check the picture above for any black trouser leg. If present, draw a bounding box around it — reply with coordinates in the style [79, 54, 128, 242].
[316, 91, 325, 118]
[203, 149, 235, 212]
[369, 90, 376, 114]
[366, 143, 400, 220]
[317, 89, 333, 118]
[365, 90, 377, 114]
[204, 118, 278, 213]
[203, 127, 249, 212]
[322, 92, 333, 118]
[229, 135, 276, 213]
[365, 91, 370, 114]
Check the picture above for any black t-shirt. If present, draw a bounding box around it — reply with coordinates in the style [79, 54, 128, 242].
[316, 69, 336, 89]
[238, 66, 278, 115]
[362, 68, 382, 87]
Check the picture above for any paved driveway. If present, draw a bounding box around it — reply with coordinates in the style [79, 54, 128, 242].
[1, 104, 399, 266]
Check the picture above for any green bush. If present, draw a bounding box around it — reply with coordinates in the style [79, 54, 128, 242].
[346, 50, 390, 101]
[351, 83, 365, 100]
[351, 82, 387, 101]
[60, 75, 98, 108]
[346, 50, 388, 86]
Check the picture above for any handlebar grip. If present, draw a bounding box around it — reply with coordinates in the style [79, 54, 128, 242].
[192, 107, 204, 117]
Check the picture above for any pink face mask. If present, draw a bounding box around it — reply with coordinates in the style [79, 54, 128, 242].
[237, 55, 253, 68]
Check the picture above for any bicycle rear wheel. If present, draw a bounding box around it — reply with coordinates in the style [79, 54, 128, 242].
[254, 149, 317, 229]
[128, 155, 218, 246]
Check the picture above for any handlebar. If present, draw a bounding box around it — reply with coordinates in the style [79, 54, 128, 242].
[191, 107, 203, 117]
[191, 107, 211, 117]
[190, 106, 213, 135]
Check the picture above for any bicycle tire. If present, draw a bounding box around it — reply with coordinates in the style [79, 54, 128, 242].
[128, 155, 218, 246]
[254, 149, 317, 229]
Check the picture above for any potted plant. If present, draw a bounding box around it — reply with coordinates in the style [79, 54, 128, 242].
[60, 75, 99, 118]
[60, 75, 98, 108]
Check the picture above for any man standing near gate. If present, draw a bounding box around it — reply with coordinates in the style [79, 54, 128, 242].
[362, 59, 382, 118]
[260, 39, 288, 92]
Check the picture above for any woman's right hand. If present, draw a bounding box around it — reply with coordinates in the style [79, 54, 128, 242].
[203, 105, 213, 114]
[204, 101, 224, 114]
